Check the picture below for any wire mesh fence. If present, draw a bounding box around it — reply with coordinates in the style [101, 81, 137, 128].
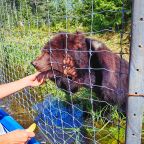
[0, 0, 134, 144]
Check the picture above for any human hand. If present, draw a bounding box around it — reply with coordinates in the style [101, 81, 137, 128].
[21, 72, 45, 87]
[0, 130, 35, 144]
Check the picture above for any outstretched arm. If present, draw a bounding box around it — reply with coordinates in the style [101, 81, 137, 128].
[0, 72, 44, 99]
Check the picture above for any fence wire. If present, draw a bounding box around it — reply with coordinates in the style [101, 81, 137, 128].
[0, 0, 132, 144]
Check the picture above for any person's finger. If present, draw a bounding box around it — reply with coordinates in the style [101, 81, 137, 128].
[28, 132, 35, 138]
[40, 81, 45, 85]
[33, 72, 41, 79]
[26, 123, 36, 137]
[26, 72, 42, 82]
[39, 78, 45, 85]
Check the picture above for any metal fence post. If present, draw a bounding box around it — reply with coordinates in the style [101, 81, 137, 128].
[126, 0, 144, 144]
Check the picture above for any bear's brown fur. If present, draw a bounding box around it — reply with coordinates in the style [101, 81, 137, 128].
[32, 32, 128, 109]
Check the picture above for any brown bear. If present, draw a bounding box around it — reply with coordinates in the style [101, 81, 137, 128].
[31, 32, 128, 109]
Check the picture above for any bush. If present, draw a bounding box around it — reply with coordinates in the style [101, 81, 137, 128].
[1, 0, 131, 31]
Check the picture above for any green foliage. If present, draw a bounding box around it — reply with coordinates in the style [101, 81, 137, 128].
[83, 107, 126, 144]
[0, 0, 131, 31]
[74, 0, 131, 31]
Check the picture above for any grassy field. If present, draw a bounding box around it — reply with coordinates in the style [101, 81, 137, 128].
[0, 26, 130, 143]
